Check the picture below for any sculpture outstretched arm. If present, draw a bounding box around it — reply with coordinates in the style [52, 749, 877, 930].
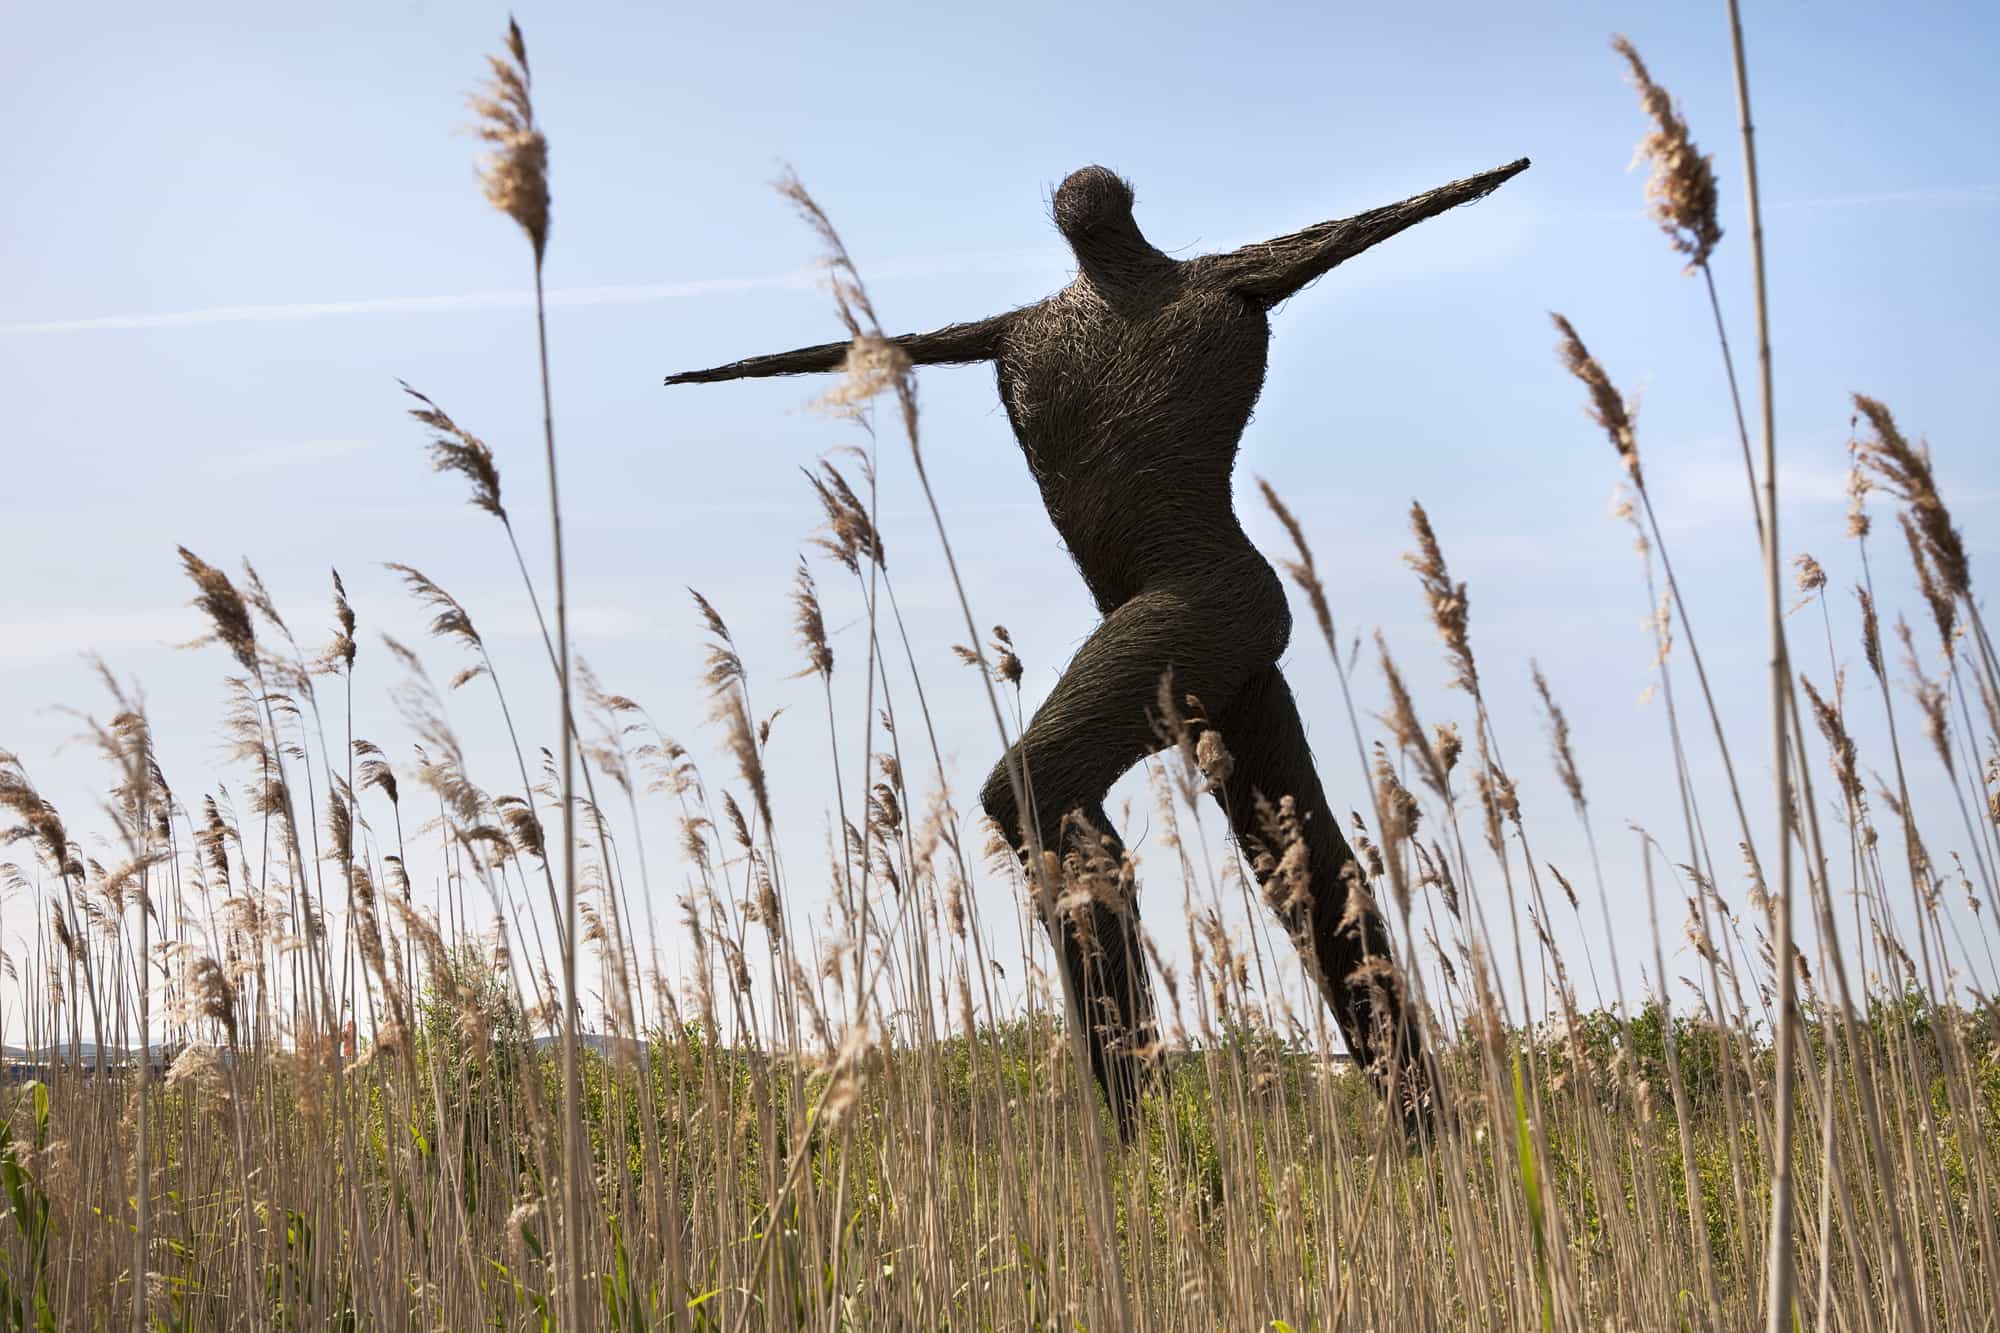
[1214, 157, 1530, 306]
[665, 313, 1011, 386]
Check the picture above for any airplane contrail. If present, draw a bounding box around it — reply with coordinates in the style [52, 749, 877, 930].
[0, 250, 1062, 337]
[8, 179, 1992, 338]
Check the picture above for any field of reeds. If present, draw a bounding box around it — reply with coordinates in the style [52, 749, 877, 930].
[2, 15, 1996, 1333]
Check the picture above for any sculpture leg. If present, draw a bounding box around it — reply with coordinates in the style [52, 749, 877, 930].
[1206, 663, 1431, 1128]
[981, 575, 1278, 1139]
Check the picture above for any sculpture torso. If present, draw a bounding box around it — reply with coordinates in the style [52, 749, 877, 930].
[994, 256, 1273, 612]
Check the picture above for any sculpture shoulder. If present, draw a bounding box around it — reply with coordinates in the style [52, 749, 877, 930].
[1180, 253, 1269, 305]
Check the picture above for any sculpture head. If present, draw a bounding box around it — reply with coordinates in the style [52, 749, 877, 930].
[1053, 166, 1140, 244]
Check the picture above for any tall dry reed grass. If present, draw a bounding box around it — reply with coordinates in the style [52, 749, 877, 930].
[1, 18, 1995, 1333]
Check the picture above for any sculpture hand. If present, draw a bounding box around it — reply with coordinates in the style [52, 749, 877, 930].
[1214, 156, 1531, 306]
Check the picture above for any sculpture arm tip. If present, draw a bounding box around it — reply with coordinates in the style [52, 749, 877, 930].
[662, 339, 852, 387]
[664, 313, 1012, 388]
[1223, 155, 1532, 305]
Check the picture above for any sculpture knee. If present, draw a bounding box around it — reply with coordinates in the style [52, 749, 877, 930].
[1239, 554, 1294, 662]
[981, 750, 1093, 860]
[980, 757, 1025, 850]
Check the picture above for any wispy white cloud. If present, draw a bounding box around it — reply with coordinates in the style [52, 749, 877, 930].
[0, 249, 1062, 338]
[10, 178, 1990, 338]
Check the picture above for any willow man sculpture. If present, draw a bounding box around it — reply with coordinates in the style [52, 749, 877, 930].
[666, 156, 1530, 1136]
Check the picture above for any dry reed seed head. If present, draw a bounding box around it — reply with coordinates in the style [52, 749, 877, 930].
[469, 20, 549, 261]
[867, 781, 901, 837]
[494, 794, 546, 862]
[1471, 767, 1514, 856]
[775, 169, 884, 341]
[1404, 500, 1478, 695]
[1846, 441, 1874, 540]
[1529, 661, 1586, 813]
[1610, 35, 1723, 272]
[356, 752, 400, 809]
[1371, 742, 1422, 847]
[164, 1043, 232, 1103]
[1192, 728, 1233, 792]
[1853, 393, 1972, 599]
[1374, 633, 1450, 801]
[989, 627, 1024, 687]
[324, 789, 353, 865]
[323, 568, 357, 672]
[1551, 314, 1641, 482]
[815, 333, 914, 417]
[1895, 614, 1955, 776]
[402, 383, 506, 521]
[1855, 585, 1885, 680]
[177, 547, 260, 674]
[1547, 860, 1580, 912]
[1983, 752, 2000, 831]
[1433, 721, 1463, 777]
[804, 460, 885, 571]
[1793, 553, 1827, 596]
[1251, 794, 1312, 915]
[1257, 477, 1337, 647]
[1898, 511, 1958, 653]
[189, 954, 239, 1046]
[720, 791, 752, 851]
[789, 561, 834, 680]
[384, 563, 485, 652]
[0, 760, 79, 880]
[1415, 839, 1461, 919]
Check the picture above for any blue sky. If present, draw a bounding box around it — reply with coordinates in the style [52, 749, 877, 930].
[3, 1, 1996, 1041]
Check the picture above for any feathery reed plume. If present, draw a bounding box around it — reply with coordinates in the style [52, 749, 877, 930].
[1376, 633, 1449, 803]
[1792, 554, 1825, 596]
[1898, 511, 1958, 652]
[1256, 478, 1336, 647]
[1610, 35, 1723, 272]
[383, 563, 485, 652]
[1855, 585, 1884, 680]
[1852, 395, 1972, 600]
[790, 561, 833, 680]
[0, 756, 80, 882]
[178, 548, 259, 674]
[469, 18, 548, 260]
[1405, 500, 1477, 695]
[495, 794, 546, 863]
[323, 569, 357, 673]
[774, 170, 881, 346]
[1846, 444, 1874, 540]
[404, 383, 506, 521]
[989, 625, 1023, 687]
[1551, 314, 1640, 482]
[187, 955, 239, 1049]
[1530, 662, 1586, 813]
[691, 590, 773, 834]
[238, 560, 294, 651]
[1799, 676, 1862, 808]
[804, 457, 885, 571]
[196, 795, 232, 891]
[1896, 616, 1954, 775]
[354, 740, 400, 807]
